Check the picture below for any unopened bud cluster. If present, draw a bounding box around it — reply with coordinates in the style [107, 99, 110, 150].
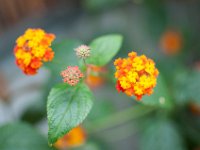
[75, 45, 90, 59]
[60, 66, 84, 86]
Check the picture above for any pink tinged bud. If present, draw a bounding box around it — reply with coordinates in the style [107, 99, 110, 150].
[60, 66, 84, 86]
[75, 45, 90, 59]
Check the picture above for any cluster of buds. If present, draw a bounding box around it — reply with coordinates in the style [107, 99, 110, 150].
[14, 28, 55, 75]
[60, 66, 84, 86]
[75, 45, 90, 59]
[60, 45, 91, 86]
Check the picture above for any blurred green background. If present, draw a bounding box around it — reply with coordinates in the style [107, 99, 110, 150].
[0, 0, 200, 150]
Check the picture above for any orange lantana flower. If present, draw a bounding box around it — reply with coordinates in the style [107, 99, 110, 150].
[189, 103, 200, 116]
[160, 30, 182, 55]
[54, 126, 86, 149]
[114, 51, 159, 100]
[86, 65, 106, 89]
[14, 28, 55, 75]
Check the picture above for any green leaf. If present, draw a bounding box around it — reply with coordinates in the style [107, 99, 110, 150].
[47, 83, 93, 144]
[88, 99, 116, 121]
[140, 119, 186, 150]
[86, 34, 123, 66]
[173, 70, 200, 105]
[45, 39, 82, 74]
[140, 75, 172, 109]
[172, 69, 190, 104]
[0, 122, 52, 150]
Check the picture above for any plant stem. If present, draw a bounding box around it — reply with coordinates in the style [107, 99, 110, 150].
[86, 104, 154, 134]
[101, 122, 138, 142]
[83, 59, 88, 79]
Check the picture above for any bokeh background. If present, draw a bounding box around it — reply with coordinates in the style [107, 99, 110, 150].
[1, 0, 200, 150]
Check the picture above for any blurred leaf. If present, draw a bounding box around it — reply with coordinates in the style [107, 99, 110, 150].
[173, 70, 200, 105]
[143, 0, 167, 39]
[0, 122, 52, 150]
[88, 99, 116, 121]
[45, 39, 82, 75]
[21, 98, 46, 124]
[72, 142, 101, 150]
[157, 57, 185, 84]
[173, 69, 190, 104]
[139, 75, 172, 109]
[140, 119, 186, 150]
[87, 34, 123, 66]
[184, 70, 200, 103]
[47, 83, 93, 144]
[178, 107, 200, 144]
[83, 0, 126, 12]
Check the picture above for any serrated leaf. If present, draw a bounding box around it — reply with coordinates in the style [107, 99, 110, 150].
[0, 122, 52, 150]
[47, 83, 93, 144]
[86, 34, 123, 66]
[140, 119, 186, 150]
[140, 75, 172, 109]
[45, 39, 82, 74]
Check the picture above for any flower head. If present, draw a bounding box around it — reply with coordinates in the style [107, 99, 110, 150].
[54, 126, 86, 149]
[114, 51, 159, 100]
[60, 66, 84, 86]
[75, 45, 90, 59]
[14, 28, 55, 75]
[160, 30, 182, 55]
[189, 102, 200, 116]
[85, 65, 107, 89]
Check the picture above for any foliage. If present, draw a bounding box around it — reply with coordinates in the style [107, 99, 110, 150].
[140, 119, 186, 150]
[47, 83, 93, 144]
[0, 122, 53, 150]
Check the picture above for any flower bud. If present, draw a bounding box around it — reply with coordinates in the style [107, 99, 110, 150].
[75, 45, 90, 59]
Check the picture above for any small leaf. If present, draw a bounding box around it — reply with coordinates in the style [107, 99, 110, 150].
[0, 122, 52, 150]
[47, 83, 93, 144]
[140, 119, 186, 150]
[140, 75, 172, 109]
[87, 34, 123, 66]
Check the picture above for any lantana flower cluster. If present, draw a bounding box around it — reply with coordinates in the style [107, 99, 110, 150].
[14, 28, 55, 75]
[60, 66, 84, 86]
[55, 126, 86, 149]
[86, 65, 106, 89]
[114, 51, 159, 100]
[160, 30, 182, 55]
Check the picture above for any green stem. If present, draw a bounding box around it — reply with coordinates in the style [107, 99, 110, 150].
[86, 104, 154, 134]
[83, 59, 88, 79]
[101, 122, 138, 142]
[83, 59, 87, 67]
